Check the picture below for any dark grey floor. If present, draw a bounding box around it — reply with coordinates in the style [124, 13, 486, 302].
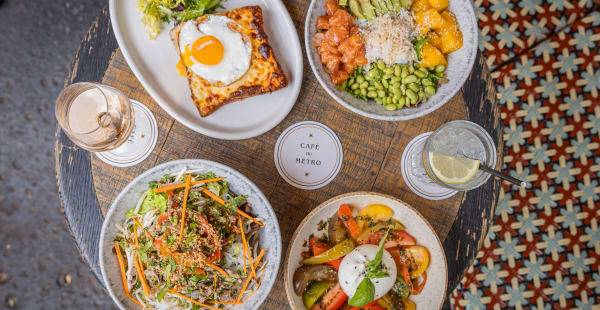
[0, 0, 117, 308]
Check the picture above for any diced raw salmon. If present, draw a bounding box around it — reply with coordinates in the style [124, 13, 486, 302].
[325, 26, 349, 45]
[317, 16, 330, 30]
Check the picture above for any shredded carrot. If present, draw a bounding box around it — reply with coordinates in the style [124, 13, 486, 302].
[201, 188, 264, 227]
[236, 269, 254, 303]
[114, 242, 144, 308]
[244, 266, 266, 302]
[237, 209, 264, 227]
[178, 174, 192, 243]
[114, 242, 130, 294]
[132, 218, 154, 241]
[126, 294, 143, 308]
[133, 225, 150, 297]
[253, 248, 265, 270]
[207, 300, 243, 305]
[168, 290, 220, 310]
[153, 177, 226, 193]
[238, 215, 251, 277]
[213, 272, 217, 291]
[204, 263, 230, 278]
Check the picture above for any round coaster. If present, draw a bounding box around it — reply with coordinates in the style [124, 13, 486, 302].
[401, 132, 457, 200]
[274, 121, 343, 190]
[96, 100, 158, 167]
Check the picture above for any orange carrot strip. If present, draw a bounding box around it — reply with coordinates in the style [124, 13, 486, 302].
[239, 215, 256, 278]
[168, 290, 220, 310]
[236, 269, 254, 303]
[204, 263, 230, 278]
[207, 301, 243, 305]
[202, 188, 264, 227]
[237, 209, 264, 227]
[133, 226, 150, 297]
[153, 177, 226, 193]
[213, 272, 217, 291]
[238, 216, 247, 274]
[114, 242, 130, 295]
[178, 174, 192, 243]
[253, 248, 265, 270]
[244, 266, 266, 302]
[132, 218, 153, 241]
[126, 294, 143, 308]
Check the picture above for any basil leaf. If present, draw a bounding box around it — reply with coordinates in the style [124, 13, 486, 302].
[365, 230, 390, 276]
[348, 277, 375, 307]
[157, 285, 169, 301]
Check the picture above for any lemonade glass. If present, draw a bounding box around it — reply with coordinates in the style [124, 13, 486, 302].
[422, 120, 497, 191]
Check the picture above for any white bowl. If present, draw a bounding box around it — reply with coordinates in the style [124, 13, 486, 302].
[99, 159, 282, 310]
[305, 0, 478, 121]
[284, 192, 448, 309]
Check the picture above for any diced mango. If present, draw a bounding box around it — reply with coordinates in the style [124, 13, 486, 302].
[427, 0, 449, 11]
[414, 9, 444, 35]
[428, 30, 443, 49]
[411, 0, 431, 12]
[420, 43, 447, 67]
[437, 11, 463, 53]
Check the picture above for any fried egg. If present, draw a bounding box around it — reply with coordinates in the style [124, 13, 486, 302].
[178, 15, 252, 85]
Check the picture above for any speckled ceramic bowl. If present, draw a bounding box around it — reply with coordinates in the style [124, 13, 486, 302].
[284, 192, 447, 309]
[99, 159, 281, 310]
[305, 0, 478, 121]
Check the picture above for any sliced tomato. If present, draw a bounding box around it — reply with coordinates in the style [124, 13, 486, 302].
[310, 236, 330, 256]
[406, 246, 430, 278]
[311, 283, 348, 310]
[325, 257, 343, 270]
[157, 214, 169, 225]
[348, 300, 384, 310]
[410, 271, 427, 295]
[338, 204, 360, 239]
[366, 230, 416, 248]
[387, 247, 411, 283]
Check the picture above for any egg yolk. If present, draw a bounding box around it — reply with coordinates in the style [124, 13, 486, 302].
[190, 35, 224, 66]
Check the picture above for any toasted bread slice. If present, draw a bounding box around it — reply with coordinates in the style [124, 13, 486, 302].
[170, 6, 288, 117]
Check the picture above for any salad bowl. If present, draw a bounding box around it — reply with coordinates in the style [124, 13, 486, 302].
[284, 192, 447, 309]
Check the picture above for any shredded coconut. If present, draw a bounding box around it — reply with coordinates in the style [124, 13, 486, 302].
[359, 10, 417, 67]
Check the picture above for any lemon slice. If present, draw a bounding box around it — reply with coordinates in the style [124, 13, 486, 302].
[427, 152, 480, 185]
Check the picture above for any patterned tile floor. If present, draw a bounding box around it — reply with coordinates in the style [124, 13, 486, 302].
[451, 0, 600, 309]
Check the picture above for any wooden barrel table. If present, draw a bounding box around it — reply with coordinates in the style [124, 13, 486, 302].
[55, 4, 502, 309]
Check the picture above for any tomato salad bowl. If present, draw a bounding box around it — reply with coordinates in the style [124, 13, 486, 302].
[284, 192, 447, 310]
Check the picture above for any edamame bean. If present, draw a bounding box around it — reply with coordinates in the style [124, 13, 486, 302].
[374, 81, 384, 90]
[382, 79, 389, 88]
[377, 60, 385, 70]
[406, 89, 417, 102]
[419, 67, 429, 74]
[403, 75, 417, 84]
[392, 96, 399, 104]
[422, 78, 433, 86]
[375, 98, 383, 104]
[367, 91, 378, 98]
[398, 97, 406, 107]
[348, 78, 354, 85]
[435, 72, 445, 78]
[418, 91, 426, 100]
[385, 67, 394, 76]
[425, 85, 436, 96]
[383, 74, 392, 80]
[377, 90, 386, 98]
[390, 76, 400, 84]
[401, 68, 409, 78]
[351, 83, 360, 90]
[435, 64, 446, 73]
[394, 65, 401, 77]
[408, 83, 420, 93]
[408, 66, 415, 74]
[368, 86, 376, 91]
[385, 104, 396, 111]
[360, 88, 367, 97]
[414, 70, 426, 78]
[366, 69, 378, 80]
[356, 75, 365, 83]
[360, 81, 369, 89]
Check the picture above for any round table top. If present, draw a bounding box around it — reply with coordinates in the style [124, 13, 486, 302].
[55, 5, 502, 309]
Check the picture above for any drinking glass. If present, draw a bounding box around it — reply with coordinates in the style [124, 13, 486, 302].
[55, 82, 134, 152]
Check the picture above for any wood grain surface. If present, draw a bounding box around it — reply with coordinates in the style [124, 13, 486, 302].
[55, 2, 502, 308]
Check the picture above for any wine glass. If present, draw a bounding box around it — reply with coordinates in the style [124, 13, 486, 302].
[56, 82, 158, 167]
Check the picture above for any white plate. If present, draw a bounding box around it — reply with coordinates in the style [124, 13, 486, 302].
[99, 159, 282, 310]
[305, 0, 478, 121]
[109, 0, 303, 140]
[284, 192, 447, 309]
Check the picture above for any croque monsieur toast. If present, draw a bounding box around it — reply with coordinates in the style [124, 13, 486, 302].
[170, 6, 288, 117]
